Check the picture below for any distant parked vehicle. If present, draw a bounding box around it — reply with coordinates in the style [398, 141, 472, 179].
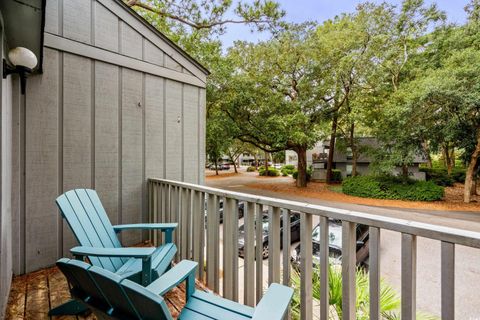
[204, 200, 245, 224]
[291, 220, 369, 268]
[208, 163, 231, 171]
[273, 164, 283, 170]
[238, 211, 301, 259]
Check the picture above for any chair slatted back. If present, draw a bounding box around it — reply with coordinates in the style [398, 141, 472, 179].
[121, 278, 173, 320]
[88, 265, 172, 320]
[56, 189, 125, 272]
[57, 258, 112, 312]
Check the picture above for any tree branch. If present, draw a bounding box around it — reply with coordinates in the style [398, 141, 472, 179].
[127, 0, 274, 30]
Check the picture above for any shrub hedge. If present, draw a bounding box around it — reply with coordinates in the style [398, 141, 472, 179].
[292, 167, 312, 181]
[331, 169, 342, 182]
[420, 167, 466, 187]
[342, 175, 444, 201]
[258, 167, 280, 176]
[281, 165, 296, 176]
[246, 166, 257, 172]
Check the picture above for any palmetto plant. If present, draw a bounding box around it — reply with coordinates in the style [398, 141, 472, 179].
[290, 264, 437, 320]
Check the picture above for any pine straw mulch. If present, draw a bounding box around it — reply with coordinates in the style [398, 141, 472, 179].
[244, 181, 480, 212]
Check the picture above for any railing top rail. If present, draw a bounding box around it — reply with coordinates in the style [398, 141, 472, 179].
[149, 178, 480, 249]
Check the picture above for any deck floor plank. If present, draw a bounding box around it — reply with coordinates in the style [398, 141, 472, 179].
[6, 265, 207, 319]
[5, 270, 27, 319]
[25, 269, 50, 319]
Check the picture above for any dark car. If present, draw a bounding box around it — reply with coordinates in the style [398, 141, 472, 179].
[291, 220, 369, 268]
[220, 163, 231, 170]
[238, 211, 301, 259]
[204, 199, 245, 224]
[218, 199, 244, 223]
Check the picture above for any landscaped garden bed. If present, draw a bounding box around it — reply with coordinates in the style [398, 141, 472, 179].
[342, 175, 445, 201]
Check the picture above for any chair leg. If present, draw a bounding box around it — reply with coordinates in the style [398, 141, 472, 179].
[48, 299, 91, 316]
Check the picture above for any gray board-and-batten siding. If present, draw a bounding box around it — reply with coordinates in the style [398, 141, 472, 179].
[1, 19, 14, 317]
[10, 0, 207, 274]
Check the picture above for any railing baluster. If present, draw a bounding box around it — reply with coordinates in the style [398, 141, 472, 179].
[441, 241, 455, 320]
[159, 183, 166, 244]
[268, 206, 281, 285]
[192, 190, 201, 277]
[198, 192, 205, 282]
[401, 233, 417, 320]
[282, 209, 291, 287]
[369, 227, 381, 320]
[282, 209, 291, 320]
[206, 193, 220, 292]
[319, 216, 329, 320]
[164, 184, 171, 224]
[172, 186, 180, 261]
[255, 203, 264, 304]
[244, 202, 256, 307]
[151, 183, 157, 246]
[300, 212, 313, 320]
[148, 181, 153, 243]
[187, 189, 193, 259]
[342, 221, 356, 320]
[223, 197, 238, 300]
[180, 188, 189, 260]
[232, 199, 239, 301]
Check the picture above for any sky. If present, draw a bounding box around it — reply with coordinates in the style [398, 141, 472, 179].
[219, 0, 471, 49]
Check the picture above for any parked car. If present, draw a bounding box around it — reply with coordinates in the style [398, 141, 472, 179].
[273, 163, 283, 170]
[220, 163, 231, 170]
[204, 199, 245, 224]
[208, 163, 231, 171]
[238, 211, 301, 259]
[291, 220, 369, 268]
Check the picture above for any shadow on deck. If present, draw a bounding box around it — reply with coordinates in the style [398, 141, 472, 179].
[5, 264, 203, 319]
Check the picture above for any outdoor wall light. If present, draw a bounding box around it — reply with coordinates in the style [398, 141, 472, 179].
[3, 47, 38, 94]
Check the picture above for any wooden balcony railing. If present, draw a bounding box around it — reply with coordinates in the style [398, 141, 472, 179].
[147, 178, 480, 320]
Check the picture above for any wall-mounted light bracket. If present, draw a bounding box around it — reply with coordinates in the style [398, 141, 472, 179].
[2, 47, 38, 95]
[3, 59, 31, 94]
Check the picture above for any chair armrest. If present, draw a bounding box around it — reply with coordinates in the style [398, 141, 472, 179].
[70, 246, 156, 259]
[113, 223, 177, 243]
[147, 260, 198, 299]
[113, 223, 178, 232]
[252, 283, 294, 320]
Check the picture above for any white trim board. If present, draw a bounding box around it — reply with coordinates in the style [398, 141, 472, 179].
[44, 33, 206, 88]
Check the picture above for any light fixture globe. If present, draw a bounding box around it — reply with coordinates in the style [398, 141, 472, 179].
[8, 47, 38, 70]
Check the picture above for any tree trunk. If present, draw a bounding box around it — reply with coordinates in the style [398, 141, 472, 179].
[450, 148, 455, 169]
[253, 154, 258, 169]
[296, 147, 308, 187]
[264, 151, 269, 171]
[423, 140, 432, 168]
[349, 122, 358, 177]
[444, 144, 452, 175]
[233, 161, 238, 173]
[464, 131, 480, 203]
[352, 150, 358, 177]
[402, 164, 409, 179]
[326, 112, 338, 184]
[214, 159, 219, 176]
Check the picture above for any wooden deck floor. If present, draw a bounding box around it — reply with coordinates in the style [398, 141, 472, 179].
[5, 265, 203, 319]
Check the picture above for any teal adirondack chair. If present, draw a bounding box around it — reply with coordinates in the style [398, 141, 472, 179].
[57, 258, 294, 320]
[50, 188, 178, 316]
